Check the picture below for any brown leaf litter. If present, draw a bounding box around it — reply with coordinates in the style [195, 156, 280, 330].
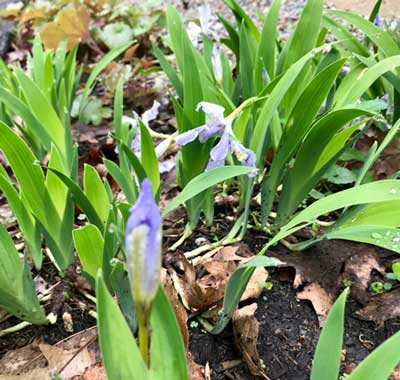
[0, 327, 100, 380]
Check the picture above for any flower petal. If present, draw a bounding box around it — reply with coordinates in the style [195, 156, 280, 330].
[198, 4, 212, 34]
[198, 120, 225, 143]
[206, 158, 225, 171]
[231, 140, 257, 177]
[142, 100, 161, 126]
[210, 131, 230, 162]
[159, 161, 175, 174]
[196, 101, 225, 121]
[175, 125, 205, 145]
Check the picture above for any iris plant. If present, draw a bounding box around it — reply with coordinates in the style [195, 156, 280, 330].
[175, 101, 257, 176]
[123, 101, 175, 173]
[125, 178, 162, 364]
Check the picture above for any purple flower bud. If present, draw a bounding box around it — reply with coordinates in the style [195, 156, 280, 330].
[125, 179, 162, 307]
[374, 14, 381, 27]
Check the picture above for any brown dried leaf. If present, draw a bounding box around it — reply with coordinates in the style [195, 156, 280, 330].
[242, 267, 269, 301]
[356, 288, 400, 325]
[341, 249, 385, 303]
[0, 329, 97, 380]
[20, 8, 47, 23]
[297, 283, 334, 326]
[161, 268, 189, 348]
[40, 6, 90, 50]
[188, 352, 205, 380]
[232, 303, 268, 378]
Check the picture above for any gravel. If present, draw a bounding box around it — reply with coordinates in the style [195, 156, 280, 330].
[168, 0, 307, 40]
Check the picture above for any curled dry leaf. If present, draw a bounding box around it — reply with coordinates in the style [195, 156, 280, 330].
[232, 303, 269, 379]
[40, 6, 90, 50]
[161, 268, 189, 348]
[356, 288, 400, 325]
[297, 283, 334, 326]
[174, 244, 267, 311]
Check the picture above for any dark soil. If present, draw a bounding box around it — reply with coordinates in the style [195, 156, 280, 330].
[188, 232, 400, 380]
[0, 309, 96, 359]
[189, 270, 400, 380]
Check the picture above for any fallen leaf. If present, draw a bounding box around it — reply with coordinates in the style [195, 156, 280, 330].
[188, 352, 205, 380]
[19, 8, 47, 23]
[297, 283, 334, 326]
[232, 303, 268, 378]
[40, 6, 90, 50]
[0, 329, 98, 380]
[340, 249, 385, 303]
[81, 363, 106, 380]
[161, 268, 189, 348]
[356, 288, 400, 325]
[175, 244, 266, 311]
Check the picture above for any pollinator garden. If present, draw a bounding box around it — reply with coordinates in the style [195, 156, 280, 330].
[0, 0, 400, 379]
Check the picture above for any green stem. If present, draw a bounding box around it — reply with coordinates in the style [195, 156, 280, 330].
[136, 304, 150, 366]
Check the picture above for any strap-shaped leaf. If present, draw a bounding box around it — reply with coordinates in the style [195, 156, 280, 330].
[96, 271, 148, 380]
[311, 289, 349, 380]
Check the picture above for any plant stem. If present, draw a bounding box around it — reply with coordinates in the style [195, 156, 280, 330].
[136, 304, 150, 366]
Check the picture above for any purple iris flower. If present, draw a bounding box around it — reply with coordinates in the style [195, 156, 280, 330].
[175, 102, 257, 177]
[125, 178, 162, 307]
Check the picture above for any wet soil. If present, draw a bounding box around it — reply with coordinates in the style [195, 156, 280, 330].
[190, 268, 400, 380]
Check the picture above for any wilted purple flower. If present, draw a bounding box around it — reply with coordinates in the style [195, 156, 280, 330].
[123, 101, 175, 173]
[125, 178, 162, 307]
[175, 102, 257, 176]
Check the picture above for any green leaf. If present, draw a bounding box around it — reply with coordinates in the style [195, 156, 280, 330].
[104, 159, 135, 204]
[73, 224, 104, 278]
[100, 22, 134, 50]
[0, 173, 42, 268]
[255, 0, 281, 85]
[260, 58, 346, 220]
[96, 271, 148, 380]
[267, 180, 400, 251]
[326, 225, 400, 253]
[47, 168, 104, 233]
[335, 55, 400, 108]
[162, 166, 253, 217]
[251, 45, 326, 160]
[323, 165, 357, 185]
[84, 164, 110, 224]
[14, 68, 70, 170]
[347, 329, 400, 380]
[329, 10, 400, 58]
[110, 261, 137, 334]
[277, 109, 367, 223]
[283, 0, 324, 70]
[152, 42, 183, 100]
[0, 224, 46, 324]
[239, 22, 256, 98]
[79, 42, 132, 117]
[311, 289, 349, 380]
[150, 287, 188, 380]
[139, 121, 160, 195]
